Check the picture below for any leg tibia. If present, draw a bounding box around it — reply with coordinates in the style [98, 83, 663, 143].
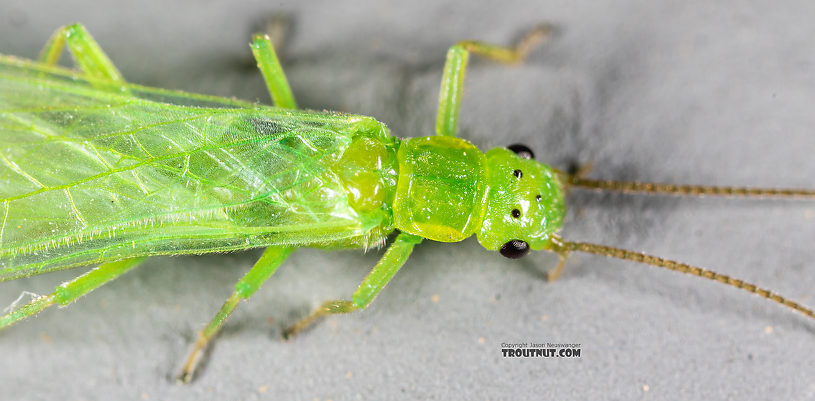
[435, 24, 553, 137]
[177, 246, 294, 383]
[0, 257, 144, 329]
[284, 233, 422, 338]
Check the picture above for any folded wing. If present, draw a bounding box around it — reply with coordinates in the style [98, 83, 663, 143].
[0, 56, 377, 280]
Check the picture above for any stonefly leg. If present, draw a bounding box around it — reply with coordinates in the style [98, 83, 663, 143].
[0, 257, 144, 328]
[435, 24, 553, 137]
[177, 246, 294, 384]
[283, 232, 422, 338]
[39, 23, 125, 83]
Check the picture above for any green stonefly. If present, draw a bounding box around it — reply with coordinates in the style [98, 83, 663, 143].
[1, 23, 813, 383]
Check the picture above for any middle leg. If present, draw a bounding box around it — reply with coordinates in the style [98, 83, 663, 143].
[251, 34, 297, 109]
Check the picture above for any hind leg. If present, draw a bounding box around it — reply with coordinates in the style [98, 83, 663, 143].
[177, 246, 294, 383]
[0, 257, 145, 328]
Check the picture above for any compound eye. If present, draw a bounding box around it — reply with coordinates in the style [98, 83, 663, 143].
[507, 144, 535, 160]
[499, 239, 530, 259]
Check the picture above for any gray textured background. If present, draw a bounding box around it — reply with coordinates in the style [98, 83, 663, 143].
[1, 0, 815, 400]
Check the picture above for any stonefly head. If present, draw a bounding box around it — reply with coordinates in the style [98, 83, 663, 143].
[477, 144, 566, 258]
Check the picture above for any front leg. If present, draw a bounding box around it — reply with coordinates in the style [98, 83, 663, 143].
[435, 25, 553, 137]
[283, 232, 423, 338]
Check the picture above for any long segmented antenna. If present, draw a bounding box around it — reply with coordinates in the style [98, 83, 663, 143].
[547, 235, 815, 320]
[566, 175, 815, 198]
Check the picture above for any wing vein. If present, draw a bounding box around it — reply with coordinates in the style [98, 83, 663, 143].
[64, 188, 87, 228]
[0, 200, 8, 246]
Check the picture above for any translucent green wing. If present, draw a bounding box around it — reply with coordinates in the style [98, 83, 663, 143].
[0, 56, 392, 280]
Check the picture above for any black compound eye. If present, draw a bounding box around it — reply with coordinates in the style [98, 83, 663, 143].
[507, 144, 535, 160]
[500, 239, 530, 259]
